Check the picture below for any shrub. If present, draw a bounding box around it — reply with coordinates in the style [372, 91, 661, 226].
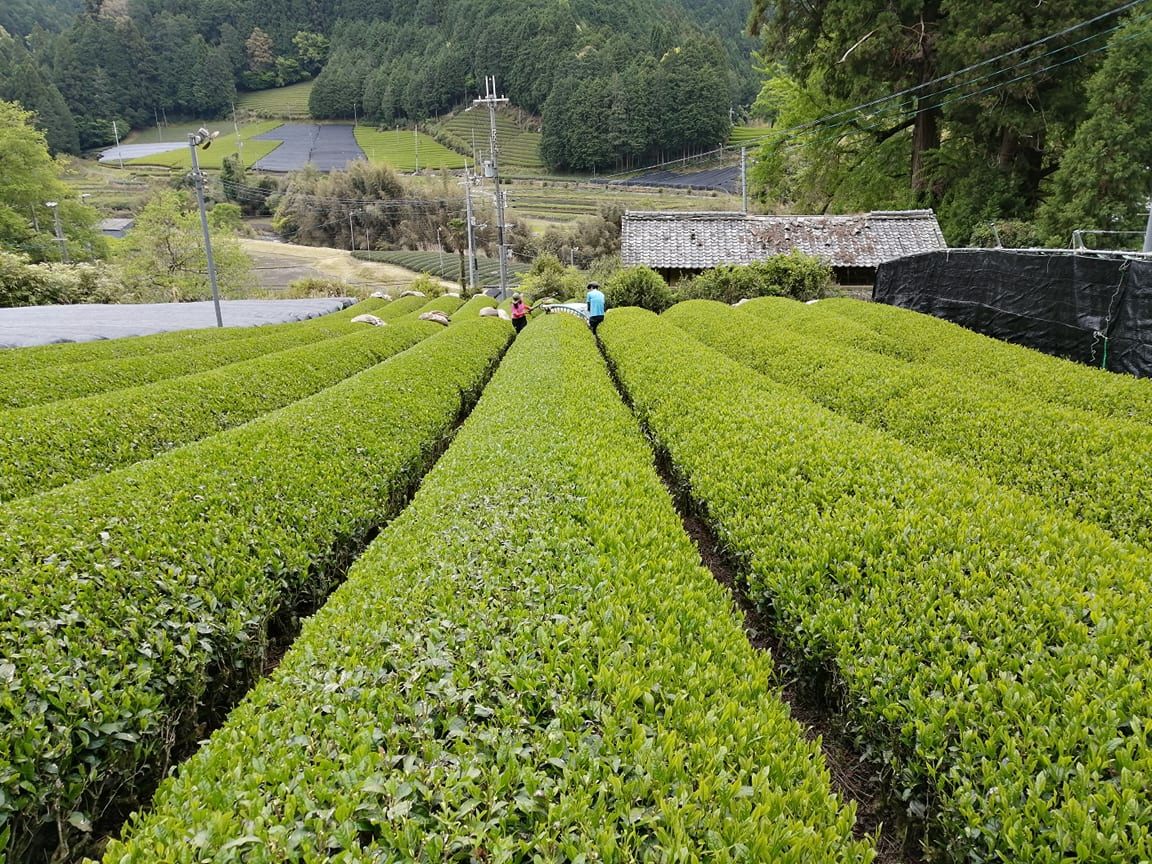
[284, 277, 355, 298]
[967, 220, 1044, 248]
[0, 251, 122, 308]
[678, 250, 832, 304]
[517, 252, 583, 301]
[604, 265, 674, 312]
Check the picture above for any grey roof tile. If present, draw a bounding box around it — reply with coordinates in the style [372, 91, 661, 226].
[621, 210, 947, 269]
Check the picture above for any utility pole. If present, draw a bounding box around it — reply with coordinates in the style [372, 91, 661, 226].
[188, 128, 223, 327]
[45, 201, 68, 263]
[348, 211, 356, 251]
[414, 124, 420, 173]
[1144, 200, 1152, 253]
[464, 164, 478, 292]
[437, 227, 445, 275]
[474, 76, 510, 299]
[741, 147, 748, 214]
[232, 102, 243, 164]
[112, 120, 124, 170]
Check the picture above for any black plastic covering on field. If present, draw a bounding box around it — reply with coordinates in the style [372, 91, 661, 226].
[873, 249, 1152, 377]
[613, 165, 740, 193]
[253, 124, 366, 173]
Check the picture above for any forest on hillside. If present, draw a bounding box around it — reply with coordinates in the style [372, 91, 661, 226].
[0, 0, 754, 172]
[0, 0, 1148, 245]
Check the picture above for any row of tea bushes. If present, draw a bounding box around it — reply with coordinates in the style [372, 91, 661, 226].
[373, 295, 428, 320]
[761, 297, 1152, 426]
[450, 294, 496, 320]
[0, 321, 438, 503]
[0, 298, 390, 377]
[665, 300, 1152, 552]
[0, 304, 388, 410]
[102, 315, 873, 863]
[400, 295, 466, 320]
[0, 319, 513, 863]
[601, 309, 1152, 863]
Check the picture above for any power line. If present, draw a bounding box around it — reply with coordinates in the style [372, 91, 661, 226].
[601, 0, 1147, 180]
[759, 9, 1151, 151]
[773, 19, 1152, 158]
[754, 0, 1148, 145]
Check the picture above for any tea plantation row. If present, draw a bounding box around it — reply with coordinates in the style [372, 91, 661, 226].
[0, 317, 513, 862]
[604, 308, 1152, 862]
[101, 315, 873, 863]
[666, 300, 1152, 552]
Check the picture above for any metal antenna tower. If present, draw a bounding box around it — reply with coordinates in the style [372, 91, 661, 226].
[474, 76, 510, 299]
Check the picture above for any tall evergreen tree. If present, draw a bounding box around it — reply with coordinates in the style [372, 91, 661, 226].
[0, 30, 78, 154]
[750, 0, 1123, 239]
[1037, 13, 1152, 247]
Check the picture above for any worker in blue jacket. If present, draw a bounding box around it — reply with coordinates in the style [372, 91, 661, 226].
[586, 282, 606, 334]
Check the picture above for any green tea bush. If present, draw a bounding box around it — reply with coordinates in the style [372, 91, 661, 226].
[0, 322, 436, 502]
[103, 315, 872, 864]
[0, 319, 513, 863]
[604, 264, 675, 312]
[819, 297, 1152, 425]
[0, 298, 388, 376]
[450, 293, 495, 320]
[0, 316, 358, 410]
[677, 250, 832, 305]
[0, 251, 122, 308]
[602, 308, 1152, 863]
[664, 300, 1152, 551]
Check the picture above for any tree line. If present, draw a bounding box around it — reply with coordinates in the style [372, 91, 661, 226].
[0, 0, 751, 171]
[308, 0, 744, 172]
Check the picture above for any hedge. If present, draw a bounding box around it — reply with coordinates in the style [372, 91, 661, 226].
[0, 298, 387, 377]
[809, 297, 1152, 425]
[399, 294, 466, 320]
[373, 295, 428, 321]
[0, 322, 437, 503]
[0, 318, 513, 863]
[449, 294, 496, 320]
[102, 314, 872, 863]
[601, 308, 1152, 862]
[0, 303, 393, 410]
[665, 300, 1152, 553]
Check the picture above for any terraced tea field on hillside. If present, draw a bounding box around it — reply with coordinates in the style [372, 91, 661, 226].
[435, 107, 545, 170]
[235, 80, 316, 118]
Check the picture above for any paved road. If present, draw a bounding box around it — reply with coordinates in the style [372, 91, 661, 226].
[253, 124, 366, 172]
[0, 298, 355, 348]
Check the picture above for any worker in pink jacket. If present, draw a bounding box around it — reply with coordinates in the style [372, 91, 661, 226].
[510, 292, 533, 334]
